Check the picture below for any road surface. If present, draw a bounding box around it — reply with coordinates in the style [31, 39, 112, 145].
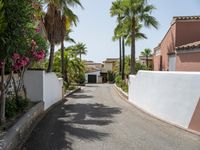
[23, 84, 200, 150]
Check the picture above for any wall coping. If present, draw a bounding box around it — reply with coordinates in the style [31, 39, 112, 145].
[0, 102, 44, 150]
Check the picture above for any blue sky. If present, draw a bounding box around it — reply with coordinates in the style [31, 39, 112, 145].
[61, 0, 200, 63]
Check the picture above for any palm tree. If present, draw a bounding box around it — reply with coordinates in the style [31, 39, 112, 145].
[74, 43, 87, 60]
[44, 0, 82, 72]
[110, 0, 123, 76]
[120, 0, 158, 74]
[110, 0, 150, 78]
[141, 48, 152, 68]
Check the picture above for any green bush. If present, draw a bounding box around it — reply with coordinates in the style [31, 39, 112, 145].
[5, 97, 17, 118]
[115, 75, 128, 93]
[115, 75, 122, 86]
[76, 73, 85, 85]
[17, 96, 29, 112]
[5, 96, 29, 118]
[107, 71, 115, 83]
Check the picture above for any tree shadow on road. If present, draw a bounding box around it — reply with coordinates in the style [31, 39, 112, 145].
[23, 95, 121, 150]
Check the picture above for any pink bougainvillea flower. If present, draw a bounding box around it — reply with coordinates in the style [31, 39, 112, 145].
[12, 53, 20, 61]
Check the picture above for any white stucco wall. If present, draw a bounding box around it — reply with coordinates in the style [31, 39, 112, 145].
[43, 73, 63, 109]
[128, 71, 200, 128]
[24, 70, 63, 110]
[24, 70, 44, 102]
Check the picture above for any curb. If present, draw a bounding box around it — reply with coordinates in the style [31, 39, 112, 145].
[0, 102, 44, 150]
[0, 87, 82, 150]
[113, 84, 200, 136]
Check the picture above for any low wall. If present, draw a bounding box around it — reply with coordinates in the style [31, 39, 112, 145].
[24, 70, 63, 110]
[0, 102, 44, 150]
[44, 73, 63, 109]
[128, 71, 200, 132]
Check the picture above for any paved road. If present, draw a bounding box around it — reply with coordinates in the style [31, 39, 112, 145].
[23, 84, 200, 150]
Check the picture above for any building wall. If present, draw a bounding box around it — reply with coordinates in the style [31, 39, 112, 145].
[103, 63, 113, 72]
[154, 24, 176, 71]
[176, 21, 200, 47]
[128, 71, 200, 132]
[153, 47, 161, 71]
[85, 71, 101, 83]
[154, 20, 200, 71]
[176, 51, 200, 71]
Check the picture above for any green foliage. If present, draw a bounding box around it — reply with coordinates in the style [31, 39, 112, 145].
[17, 97, 29, 112]
[5, 97, 17, 118]
[107, 71, 115, 83]
[0, 0, 6, 34]
[76, 73, 85, 85]
[5, 96, 29, 118]
[114, 55, 148, 77]
[0, 0, 34, 58]
[54, 44, 86, 86]
[115, 75, 128, 93]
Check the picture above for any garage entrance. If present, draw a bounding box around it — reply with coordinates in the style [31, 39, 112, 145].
[88, 75, 97, 83]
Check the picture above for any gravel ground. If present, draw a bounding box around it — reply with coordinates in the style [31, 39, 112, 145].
[22, 84, 200, 150]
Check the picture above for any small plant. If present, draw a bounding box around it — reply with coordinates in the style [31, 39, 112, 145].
[107, 71, 115, 83]
[115, 75, 128, 93]
[5, 96, 29, 119]
[5, 97, 17, 118]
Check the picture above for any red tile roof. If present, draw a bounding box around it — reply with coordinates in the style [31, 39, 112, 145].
[173, 16, 200, 20]
[176, 41, 200, 50]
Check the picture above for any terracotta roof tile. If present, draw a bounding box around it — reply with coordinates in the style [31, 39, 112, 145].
[176, 41, 200, 50]
[173, 16, 200, 20]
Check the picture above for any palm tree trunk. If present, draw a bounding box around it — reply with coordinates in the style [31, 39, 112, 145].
[119, 37, 122, 75]
[146, 55, 149, 68]
[80, 54, 81, 61]
[131, 18, 136, 75]
[122, 37, 125, 80]
[0, 60, 6, 124]
[61, 41, 66, 80]
[47, 43, 55, 72]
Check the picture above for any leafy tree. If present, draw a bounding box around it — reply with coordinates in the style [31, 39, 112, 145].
[53, 46, 86, 87]
[141, 48, 152, 68]
[0, 0, 47, 124]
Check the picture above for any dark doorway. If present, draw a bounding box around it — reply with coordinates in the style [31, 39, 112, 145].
[100, 72, 107, 83]
[88, 75, 97, 83]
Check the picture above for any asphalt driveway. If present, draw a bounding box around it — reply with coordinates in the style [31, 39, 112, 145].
[22, 84, 200, 150]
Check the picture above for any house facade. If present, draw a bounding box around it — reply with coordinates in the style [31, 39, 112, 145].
[84, 58, 118, 83]
[153, 16, 200, 71]
[102, 58, 118, 73]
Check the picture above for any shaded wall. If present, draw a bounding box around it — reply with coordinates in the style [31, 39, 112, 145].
[176, 51, 200, 71]
[128, 71, 200, 133]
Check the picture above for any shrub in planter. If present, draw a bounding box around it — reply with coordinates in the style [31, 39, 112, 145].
[17, 96, 29, 112]
[5, 97, 17, 118]
[5, 96, 29, 118]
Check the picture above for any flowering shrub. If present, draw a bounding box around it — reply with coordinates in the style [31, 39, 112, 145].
[11, 40, 45, 71]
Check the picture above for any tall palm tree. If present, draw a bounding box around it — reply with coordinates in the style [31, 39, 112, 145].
[44, 0, 82, 72]
[110, 0, 149, 78]
[120, 0, 158, 74]
[110, 0, 123, 76]
[141, 48, 152, 68]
